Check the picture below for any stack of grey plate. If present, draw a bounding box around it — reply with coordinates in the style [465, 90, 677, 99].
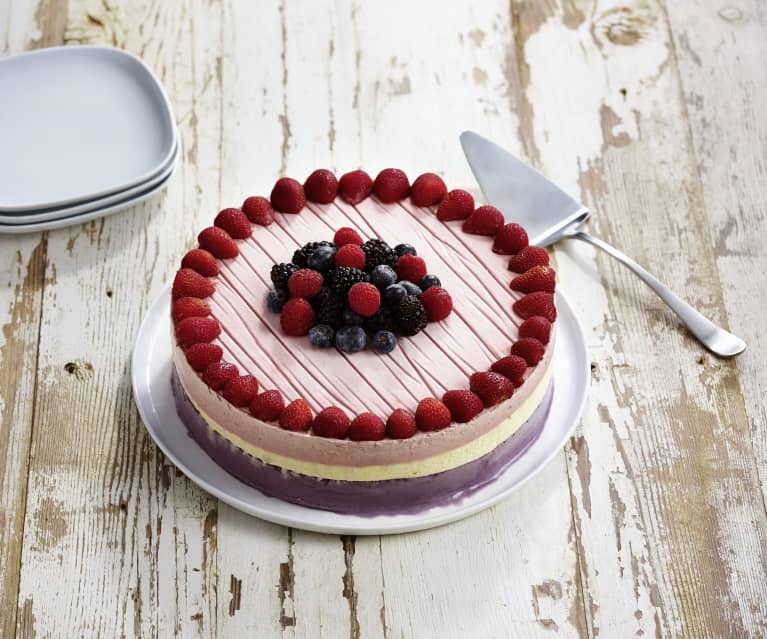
[0, 46, 178, 233]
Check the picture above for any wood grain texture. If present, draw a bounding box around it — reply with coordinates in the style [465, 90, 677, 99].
[1, 0, 766, 636]
[510, 0, 767, 635]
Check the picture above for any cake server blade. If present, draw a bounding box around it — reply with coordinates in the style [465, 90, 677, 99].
[459, 130, 746, 358]
[459, 130, 589, 246]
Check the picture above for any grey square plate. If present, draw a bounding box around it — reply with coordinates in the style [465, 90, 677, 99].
[0, 45, 176, 211]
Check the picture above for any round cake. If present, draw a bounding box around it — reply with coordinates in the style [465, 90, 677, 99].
[170, 168, 558, 515]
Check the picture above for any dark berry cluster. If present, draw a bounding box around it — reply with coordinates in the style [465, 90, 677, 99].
[266, 232, 453, 354]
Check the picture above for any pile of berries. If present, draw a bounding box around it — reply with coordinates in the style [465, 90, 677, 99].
[266, 229, 453, 354]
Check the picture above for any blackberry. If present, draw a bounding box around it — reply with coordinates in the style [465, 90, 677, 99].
[364, 306, 394, 333]
[270, 262, 299, 290]
[293, 241, 334, 267]
[327, 266, 368, 296]
[395, 295, 428, 336]
[313, 287, 344, 328]
[361, 238, 397, 271]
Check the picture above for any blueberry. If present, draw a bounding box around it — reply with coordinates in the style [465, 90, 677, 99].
[394, 243, 417, 257]
[342, 308, 364, 326]
[372, 330, 397, 354]
[383, 283, 408, 306]
[309, 324, 335, 348]
[370, 264, 397, 289]
[420, 274, 441, 290]
[400, 281, 422, 297]
[308, 245, 336, 272]
[335, 326, 367, 353]
[267, 288, 288, 313]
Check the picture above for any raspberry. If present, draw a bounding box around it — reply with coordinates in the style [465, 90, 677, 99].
[420, 287, 453, 321]
[348, 282, 380, 317]
[373, 168, 410, 203]
[181, 249, 219, 277]
[510, 337, 545, 366]
[410, 172, 447, 207]
[469, 371, 514, 407]
[198, 226, 239, 259]
[350, 413, 386, 441]
[270, 177, 306, 214]
[185, 343, 223, 371]
[280, 298, 316, 336]
[510, 265, 556, 294]
[249, 389, 285, 421]
[172, 297, 210, 322]
[172, 268, 215, 299]
[334, 244, 366, 269]
[279, 399, 313, 431]
[490, 355, 528, 386]
[202, 361, 238, 390]
[338, 170, 373, 204]
[222, 374, 259, 407]
[333, 227, 364, 246]
[437, 189, 475, 221]
[287, 269, 324, 298]
[396, 254, 427, 284]
[442, 390, 484, 423]
[462, 205, 504, 236]
[304, 169, 338, 203]
[415, 397, 452, 431]
[242, 196, 275, 226]
[386, 409, 417, 439]
[507, 245, 549, 273]
[519, 316, 552, 344]
[214, 207, 251, 239]
[513, 292, 557, 323]
[312, 406, 351, 438]
[493, 222, 529, 255]
[175, 316, 221, 347]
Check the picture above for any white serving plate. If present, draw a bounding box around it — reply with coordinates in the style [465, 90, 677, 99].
[132, 289, 589, 535]
[0, 45, 176, 211]
[0, 139, 178, 224]
[0, 153, 177, 234]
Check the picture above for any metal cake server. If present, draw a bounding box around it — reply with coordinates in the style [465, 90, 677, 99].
[460, 131, 746, 358]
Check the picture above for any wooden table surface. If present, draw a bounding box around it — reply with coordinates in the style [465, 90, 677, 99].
[2, 1, 766, 637]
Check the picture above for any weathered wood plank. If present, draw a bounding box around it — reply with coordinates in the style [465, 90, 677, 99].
[512, 0, 767, 635]
[666, 0, 767, 546]
[13, 0, 225, 635]
[0, 1, 63, 636]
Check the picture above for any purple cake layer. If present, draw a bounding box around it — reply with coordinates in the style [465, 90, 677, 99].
[172, 371, 553, 516]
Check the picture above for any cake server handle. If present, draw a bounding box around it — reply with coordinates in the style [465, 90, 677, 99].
[569, 230, 746, 358]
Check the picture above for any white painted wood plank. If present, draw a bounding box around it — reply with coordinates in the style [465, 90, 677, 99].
[13, 0, 226, 636]
[666, 0, 767, 577]
[514, 0, 767, 635]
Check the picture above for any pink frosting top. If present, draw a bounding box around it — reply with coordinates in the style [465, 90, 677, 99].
[204, 197, 529, 416]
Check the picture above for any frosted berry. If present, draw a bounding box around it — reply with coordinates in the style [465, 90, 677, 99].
[313, 406, 351, 439]
[386, 409, 417, 439]
[348, 282, 381, 317]
[410, 172, 447, 207]
[397, 254, 427, 284]
[280, 298, 316, 336]
[270, 177, 306, 213]
[250, 389, 284, 421]
[373, 168, 410, 203]
[335, 326, 367, 353]
[181, 249, 219, 277]
[350, 413, 386, 441]
[267, 288, 289, 313]
[198, 226, 239, 259]
[214, 207, 251, 239]
[338, 170, 373, 204]
[304, 169, 338, 204]
[242, 196, 274, 226]
[372, 330, 397, 354]
[308, 324, 335, 348]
